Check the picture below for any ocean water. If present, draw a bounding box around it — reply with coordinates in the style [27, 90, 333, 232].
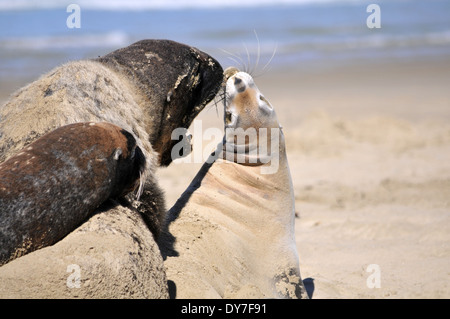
[0, 0, 449, 82]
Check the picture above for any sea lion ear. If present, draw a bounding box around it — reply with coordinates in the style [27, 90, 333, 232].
[113, 148, 122, 160]
[224, 67, 240, 81]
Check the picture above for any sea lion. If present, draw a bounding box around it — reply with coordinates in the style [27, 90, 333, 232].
[0, 39, 223, 238]
[159, 68, 308, 299]
[0, 122, 146, 266]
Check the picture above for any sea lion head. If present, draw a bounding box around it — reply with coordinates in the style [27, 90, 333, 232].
[221, 67, 282, 170]
[111, 128, 147, 200]
[81, 122, 147, 200]
[97, 40, 224, 166]
[223, 67, 279, 131]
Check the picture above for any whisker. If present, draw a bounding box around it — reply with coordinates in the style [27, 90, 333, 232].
[253, 29, 261, 77]
[255, 44, 278, 78]
[215, 103, 219, 118]
[227, 56, 243, 69]
[207, 86, 229, 118]
[243, 42, 251, 75]
[264, 44, 277, 71]
[220, 48, 246, 71]
[135, 169, 147, 200]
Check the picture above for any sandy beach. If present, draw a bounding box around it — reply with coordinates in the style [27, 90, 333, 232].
[155, 57, 450, 299]
[1, 0, 450, 301]
[1, 55, 449, 299]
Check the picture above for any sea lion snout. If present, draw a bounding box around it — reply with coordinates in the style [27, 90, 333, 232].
[228, 72, 254, 93]
[224, 71, 276, 131]
[234, 76, 246, 93]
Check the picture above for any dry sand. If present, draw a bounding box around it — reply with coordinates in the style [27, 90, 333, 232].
[156, 58, 450, 299]
[1, 57, 449, 299]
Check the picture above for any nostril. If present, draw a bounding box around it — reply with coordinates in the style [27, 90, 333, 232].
[233, 77, 246, 93]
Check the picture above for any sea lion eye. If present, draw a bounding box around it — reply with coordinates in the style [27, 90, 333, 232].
[260, 95, 268, 103]
[259, 94, 273, 112]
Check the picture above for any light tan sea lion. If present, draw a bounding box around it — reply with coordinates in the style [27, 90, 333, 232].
[160, 67, 308, 299]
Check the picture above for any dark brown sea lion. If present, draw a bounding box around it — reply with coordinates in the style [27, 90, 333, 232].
[0, 122, 146, 266]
